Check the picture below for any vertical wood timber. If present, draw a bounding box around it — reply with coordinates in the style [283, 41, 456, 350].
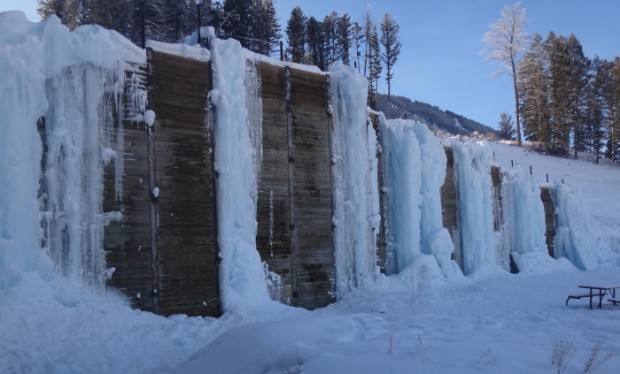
[104, 63, 153, 311]
[146, 48, 160, 313]
[150, 50, 220, 317]
[441, 146, 462, 270]
[490, 166, 502, 232]
[284, 65, 299, 304]
[540, 186, 556, 258]
[370, 114, 387, 273]
[256, 61, 292, 303]
[289, 67, 335, 308]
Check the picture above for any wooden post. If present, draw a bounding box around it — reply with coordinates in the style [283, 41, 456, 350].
[284, 66, 298, 303]
[145, 48, 160, 313]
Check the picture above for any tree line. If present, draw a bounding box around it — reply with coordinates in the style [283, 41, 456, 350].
[37, 0, 281, 55]
[517, 32, 620, 162]
[483, 2, 620, 163]
[285, 7, 401, 109]
[38, 1, 401, 110]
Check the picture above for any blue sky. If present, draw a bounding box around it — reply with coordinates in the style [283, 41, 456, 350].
[3, 0, 619, 129]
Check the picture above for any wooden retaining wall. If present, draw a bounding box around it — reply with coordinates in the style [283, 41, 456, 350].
[256, 62, 336, 309]
[105, 50, 221, 317]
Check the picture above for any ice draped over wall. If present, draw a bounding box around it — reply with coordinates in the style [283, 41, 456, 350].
[1, 13, 613, 312]
[0, 13, 142, 292]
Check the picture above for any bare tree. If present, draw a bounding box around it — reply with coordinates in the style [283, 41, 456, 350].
[482, 2, 528, 146]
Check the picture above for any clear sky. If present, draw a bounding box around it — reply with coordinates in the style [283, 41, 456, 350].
[3, 0, 620, 129]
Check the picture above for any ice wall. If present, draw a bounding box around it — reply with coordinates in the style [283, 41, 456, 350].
[0, 12, 50, 286]
[498, 167, 552, 272]
[381, 118, 423, 273]
[451, 140, 495, 275]
[329, 62, 379, 296]
[553, 183, 610, 270]
[380, 118, 459, 278]
[0, 12, 142, 292]
[209, 33, 270, 312]
[43, 64, 121, 291]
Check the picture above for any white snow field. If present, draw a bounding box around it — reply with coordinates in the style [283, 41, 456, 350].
[1, 11, 620, 374]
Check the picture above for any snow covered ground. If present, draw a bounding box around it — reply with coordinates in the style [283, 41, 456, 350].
[1, 141, 619, 374]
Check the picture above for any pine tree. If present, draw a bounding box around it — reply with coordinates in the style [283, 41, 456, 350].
[362, 9, 373, 78]
[380, 13, 401, 116]
[498, 112, 517, 140]
[286, 6, 306, 63]
[367, 25, 382, 109]
[322, 12, 338, 68]
[221, 0, 254, 49]
[517, 33, 550, 144]
[306, 16, 324, 69]
[608, 58, 620, 161]
[482, 1, 528, 146]
[584, 57, 608, 162]
[253, 0, 281, 56]
[566, 35, 590, 158]
[351, 21, 364, 72]
[545, 32, 572, 154]
[336, 13, 352, 65]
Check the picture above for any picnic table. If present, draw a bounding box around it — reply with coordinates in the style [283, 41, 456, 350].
[566, 285, 620, 309]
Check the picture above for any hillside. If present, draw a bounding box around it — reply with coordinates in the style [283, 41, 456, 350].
[375, 93, 497, 136]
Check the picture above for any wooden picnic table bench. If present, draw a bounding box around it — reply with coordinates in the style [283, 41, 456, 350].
[566, 285, 620, 309]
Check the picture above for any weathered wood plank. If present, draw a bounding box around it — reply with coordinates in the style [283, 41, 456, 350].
[540, 186, 556, 258]
[150, 49, 220, 317]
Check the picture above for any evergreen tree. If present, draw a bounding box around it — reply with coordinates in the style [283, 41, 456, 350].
[566, 35, 590, 158]
[380, 13, 401, 115]
[362, 9, 373, 78]
[517, 33, 550, 144]
[498, 112, 516, 140]
[221, 0, 254, 49]
[253, 0, 281, 56]
[336, 13, 352, 65]
[483, 1, 528, 146]
[584, 57, 608, 162]
[306, 16, 324, 69]
[322, 12, 338, 68]
[608, 58, 620, 161]
[545, 32, 572, 154]
[351, 21, 364, 72]
[286, 6, 306, 63]
[367, 25, 382, 109]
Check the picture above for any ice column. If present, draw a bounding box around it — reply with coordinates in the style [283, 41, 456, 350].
[43, 64, 118, 292]
[0, 12, 50, 283]
[412, 125, 461, 278]
[209, 34, 270, 312]
[499, 167, 549, 271]
[381, 118, 423, 273]
[451, 140, 495, 275]
[329, 62, 378, 296]
[553, 183, 610, 270]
